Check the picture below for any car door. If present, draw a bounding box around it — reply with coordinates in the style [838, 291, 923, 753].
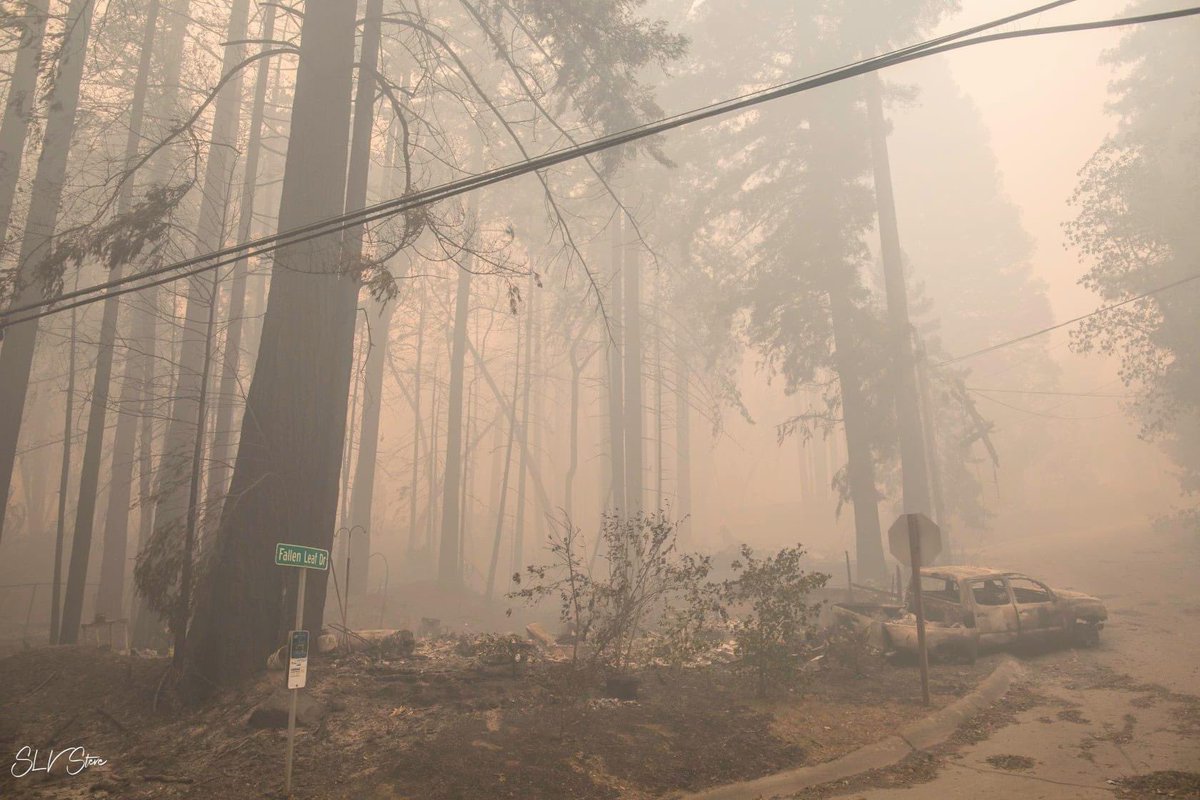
[1008, 576, 1066, 641]
[964, 578, 1019, 646]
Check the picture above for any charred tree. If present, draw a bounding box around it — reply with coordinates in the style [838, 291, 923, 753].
[865, 74, 931, 521]
[185, 0, 359, 691]
[0, 0, 49, 244]
[437, 263, 472, 588]
[93, 0, 162, 623]
[407, 285, 426, 552]
[206, 2, 279, 514]
[142, 0, 251, 642]
[605, 222, 626, 514]
[344, 0, 386, 601]
[623, 231, 644, 515]
[49, 304, 79, 643]
[347, 299, 394, 598]
[511, 275, 535, 582]
[0, 0, 94, 545]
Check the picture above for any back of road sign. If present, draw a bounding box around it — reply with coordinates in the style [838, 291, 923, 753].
[888, 513, 942, 567]
[287, 630, 309, 690]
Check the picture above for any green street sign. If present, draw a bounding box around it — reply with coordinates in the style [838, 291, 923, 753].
[275, 543, 329, 571]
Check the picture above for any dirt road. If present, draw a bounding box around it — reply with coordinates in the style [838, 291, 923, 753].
[843, 521, 1200, 799]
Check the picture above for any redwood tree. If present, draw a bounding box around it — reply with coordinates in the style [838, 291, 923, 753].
[185, 0, 360, 691]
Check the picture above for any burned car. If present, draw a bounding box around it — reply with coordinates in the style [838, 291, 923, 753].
[832, 566, 1108, 663]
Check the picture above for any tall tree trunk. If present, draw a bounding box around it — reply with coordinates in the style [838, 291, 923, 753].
[828, 282, 887, 583]
[185, 0, 359, 692]
[674, 319, 692, 542]
[530, 290, 545, 546]
[511, 276, 535, 581]
[348, 299, 393, 598]
[605, 223, 626, 514]
[437, 263, 472, 588]
[173, 257, 222, 666]
[407, 286, 426, 552]
[0, 0, 94, 545]
[50, 305, 79, 643]
[0, 0, 49, 245]
[206, 1, 278, 514]
[458, 373, 475, 582]
[343, 0, 384, 602]
[127, 0, 190, 651]
[144, 0, 250, 644]
[485, 325, 521, 601]
[654, 282, 664, 510]
[564, 336, 584, 523]
[865, 73, 931, 520]
[425, 346, 441, 555]
[93, 0, 161, 623]
[623, 233, 643, 515]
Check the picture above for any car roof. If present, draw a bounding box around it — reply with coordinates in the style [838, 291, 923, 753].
[918, 565, 1020, 581]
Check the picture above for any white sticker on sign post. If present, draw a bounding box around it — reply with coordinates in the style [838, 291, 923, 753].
[287, 630, 309, 690]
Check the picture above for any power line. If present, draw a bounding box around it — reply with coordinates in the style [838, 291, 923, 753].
[7, 0, 1076, 325]
[3, 2, 1199, 329]
[972, 391, 1123, 421]
[966, 387, 1131, 398]
[939, 270, 1200, 366]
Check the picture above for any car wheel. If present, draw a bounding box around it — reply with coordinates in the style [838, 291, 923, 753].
[1071, 621, 1100, 648]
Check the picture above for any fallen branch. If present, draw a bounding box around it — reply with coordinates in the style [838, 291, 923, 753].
[30, 670, 58, 694]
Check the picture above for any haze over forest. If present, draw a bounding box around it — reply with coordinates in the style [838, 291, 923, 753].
[0, 3, 1196, 794]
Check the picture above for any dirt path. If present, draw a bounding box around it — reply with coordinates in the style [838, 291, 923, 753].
[817, 521, 1200, 799]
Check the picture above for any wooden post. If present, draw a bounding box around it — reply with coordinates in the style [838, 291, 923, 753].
[844, 551, 854, 601]
[906, 515, 930, 706]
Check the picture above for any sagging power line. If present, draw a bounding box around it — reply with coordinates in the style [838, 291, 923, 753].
[2, 2, 1198, 333]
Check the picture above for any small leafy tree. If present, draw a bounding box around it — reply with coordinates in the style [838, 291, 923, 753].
[511, 510, 714, 676]
[721, 545, 829, 696]
[509, 513, 595, 667]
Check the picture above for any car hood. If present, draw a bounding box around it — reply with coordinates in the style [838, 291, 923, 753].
[1055, 589, 1108, 619]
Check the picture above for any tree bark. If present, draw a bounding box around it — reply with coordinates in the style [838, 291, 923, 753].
[93, 0, 161, 623]
[205, 1, 278, 515]
[828, 282, 887, 583]
[437, 263, 471, 588]
[49, 305, 79, 643]
[485, 325, 520, 601]
[605, 222, 626, 514]
[0, 0, 94, 545]
[623, 231, 643, 515]
[0, 0, 49, 246]
[511, 275, 535, 580]
[342, 0, 384, 603]
[347, 298, 393, 598]
[145, 0, 251, 637]
[865, 73, 931, 520]
[127, 0, 190, 651]
[185, 0, 359, 692]
[564, 334, 587, 523]
[674, 319, 692, 542]
[407, 285, 426, 552]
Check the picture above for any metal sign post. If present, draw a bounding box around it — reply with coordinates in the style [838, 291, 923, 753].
[906, 516, 931, 706]
[888, 513, 941, 707]
[275, 542, 329, 796]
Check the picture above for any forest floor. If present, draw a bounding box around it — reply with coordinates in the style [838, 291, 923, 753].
[0, 634, 997, 799]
